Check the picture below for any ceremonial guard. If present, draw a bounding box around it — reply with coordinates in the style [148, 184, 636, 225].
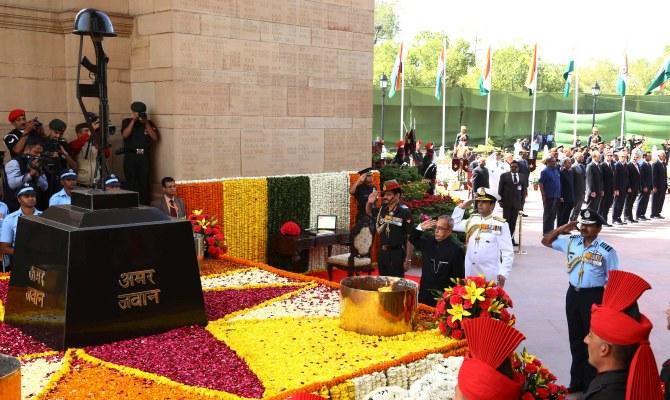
[541, 209, 619, 395]
[365, 179, 413, 277]
[451, 187, 514, 287]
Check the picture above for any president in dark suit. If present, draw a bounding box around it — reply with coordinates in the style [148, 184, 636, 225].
[612, 152, 629, 225]
[151, 176, 186, 219]
[636, 152, 653, 220]
[624, 153, 642, 223]
[498, 160, 527, 243]
[598, 151, 615, 225]
[651, 152, 668, 218]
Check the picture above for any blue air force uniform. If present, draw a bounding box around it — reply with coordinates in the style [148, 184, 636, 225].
[549, 209, 619, 393]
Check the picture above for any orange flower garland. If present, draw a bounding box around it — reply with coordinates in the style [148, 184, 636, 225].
[176, 181, 225, 235]
[222, 179, 268, 263]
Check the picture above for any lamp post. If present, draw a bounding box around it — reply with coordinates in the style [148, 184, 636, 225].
[591, 81, 601, 128]
[380, 73, 388, 142]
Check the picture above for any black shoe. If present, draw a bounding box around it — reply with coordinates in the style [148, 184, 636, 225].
[613, 220, 624, 225]
[603, 223, 613, 227]
[638, 216, 649, 221]
[658, 215, 666, 219]
[512, 239, 518, 246]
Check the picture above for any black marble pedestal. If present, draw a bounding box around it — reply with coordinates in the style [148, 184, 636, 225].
[4, 189, 207, 349]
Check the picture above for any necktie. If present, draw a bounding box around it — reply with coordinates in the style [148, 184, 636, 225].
[513, 173, 518, 184]
[169, 199, 178, 217]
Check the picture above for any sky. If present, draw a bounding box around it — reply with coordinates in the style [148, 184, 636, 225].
[395, 0, 668, 66]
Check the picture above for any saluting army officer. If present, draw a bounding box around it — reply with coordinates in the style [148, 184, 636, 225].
[365, 179, 413, 277]
[541, 208, 619, 396]
[451, 187, 514, 287]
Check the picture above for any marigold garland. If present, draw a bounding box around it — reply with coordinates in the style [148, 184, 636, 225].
[222, 178, 268, 262]
[176, 181, 225, 234]
[209, 315, 464, 398]
[33, 349, 74, 400]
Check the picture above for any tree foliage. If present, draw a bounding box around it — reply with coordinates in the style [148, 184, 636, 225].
[374, 1, 399, 43]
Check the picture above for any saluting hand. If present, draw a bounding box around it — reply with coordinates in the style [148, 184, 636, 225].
[459, 199, 474, 210]
[367, 189, 379, 204]
[420, 219, 436, 230]
[559, 220, 579, 234]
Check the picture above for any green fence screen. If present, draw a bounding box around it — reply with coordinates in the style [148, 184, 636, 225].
[374, 87, 670, 148]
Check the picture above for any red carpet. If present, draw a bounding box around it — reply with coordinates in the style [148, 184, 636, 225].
[307, 269, 421, 285]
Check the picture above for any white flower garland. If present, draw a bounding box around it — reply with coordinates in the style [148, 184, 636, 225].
[21, 356, 64, 399]
[200, 268, 296, 289]
[308, 172, 351, 271]
[360, 355, 463, 400]
[229, 284, 340, 321]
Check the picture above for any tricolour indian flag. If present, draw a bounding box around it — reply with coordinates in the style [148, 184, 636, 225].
[563, 59, 574, 97]
[434, 45, 446, 101]
[645, 55, 670, 95]
[616, 52, 628, 96]
[388, 43, 403, 98]
[524, 44, 538, 96]
[479, 46, 491, 96]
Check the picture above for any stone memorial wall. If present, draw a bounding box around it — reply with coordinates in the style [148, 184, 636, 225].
[0, 0, 373, 184]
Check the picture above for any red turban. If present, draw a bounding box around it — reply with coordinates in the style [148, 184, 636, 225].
[7, 109, 25, 123]
[279, 221, 301, 236]
[458, 317, 525, 400]
[590, 270, 663, 400]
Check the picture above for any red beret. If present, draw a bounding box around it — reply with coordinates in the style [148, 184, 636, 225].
[8, 109, 25, 123]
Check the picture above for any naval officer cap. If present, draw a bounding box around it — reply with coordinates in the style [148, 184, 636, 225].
[104, 174, 120, 186]
[579, 208, 606, 226]
[474, 187, 499, 203]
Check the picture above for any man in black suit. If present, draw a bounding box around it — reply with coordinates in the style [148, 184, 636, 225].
[598, 151, 615, 226]
[624, 153, 641, 223]
[651, 152, 667, 218]
[612, 151, 629, 225]
[471, 157, 489, 197]
[584, 150, 603, 212]
[498, 160, 527, 244]
[570, 152, 586, 221]
[636, 152, 653, 220]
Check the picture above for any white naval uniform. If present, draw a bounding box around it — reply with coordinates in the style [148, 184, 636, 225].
[451, 207, 514, 282]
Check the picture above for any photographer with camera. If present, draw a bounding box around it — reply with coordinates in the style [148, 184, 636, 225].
[121, 101, 159, 205]
[3, 136, 48, 212]
[5, 109, 46, 158]
[69, 117, 111, 187]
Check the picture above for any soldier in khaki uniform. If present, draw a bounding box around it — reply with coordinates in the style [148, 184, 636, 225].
[451, 187, 514, 287]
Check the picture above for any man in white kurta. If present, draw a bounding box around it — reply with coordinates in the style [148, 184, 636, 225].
[451, 187, 514, 287]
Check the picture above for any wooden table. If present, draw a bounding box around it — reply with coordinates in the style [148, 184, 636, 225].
[270, 230, 350, 273]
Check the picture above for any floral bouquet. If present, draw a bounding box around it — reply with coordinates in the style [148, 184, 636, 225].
[434, 275, 515, 340]
[513, 349, 568, 400]
[188, 209, 227, 258]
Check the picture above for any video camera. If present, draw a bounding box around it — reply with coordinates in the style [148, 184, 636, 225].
[24, 154, 58, 175]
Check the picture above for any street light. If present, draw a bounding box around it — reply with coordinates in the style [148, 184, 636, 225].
[379, 73, 388, 142]
[591, 81, 601, 128]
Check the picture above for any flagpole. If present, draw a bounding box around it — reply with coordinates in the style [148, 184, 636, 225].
[485, 90, 491, 146]
[530, 46, 538, 147]
[620, 95, 626, 143]
[572, 65, 579, 146]
[400, 49, 405, 140]
[440, 40, 446, 158]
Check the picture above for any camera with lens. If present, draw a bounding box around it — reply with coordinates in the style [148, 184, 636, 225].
[139, 112, 148, 120]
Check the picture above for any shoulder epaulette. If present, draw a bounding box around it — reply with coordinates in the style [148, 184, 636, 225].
[399, 204, 409, 210]
[599, 242, 613, 252]
[493, 216, 506, 223]
[569, 234, 581, 239]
